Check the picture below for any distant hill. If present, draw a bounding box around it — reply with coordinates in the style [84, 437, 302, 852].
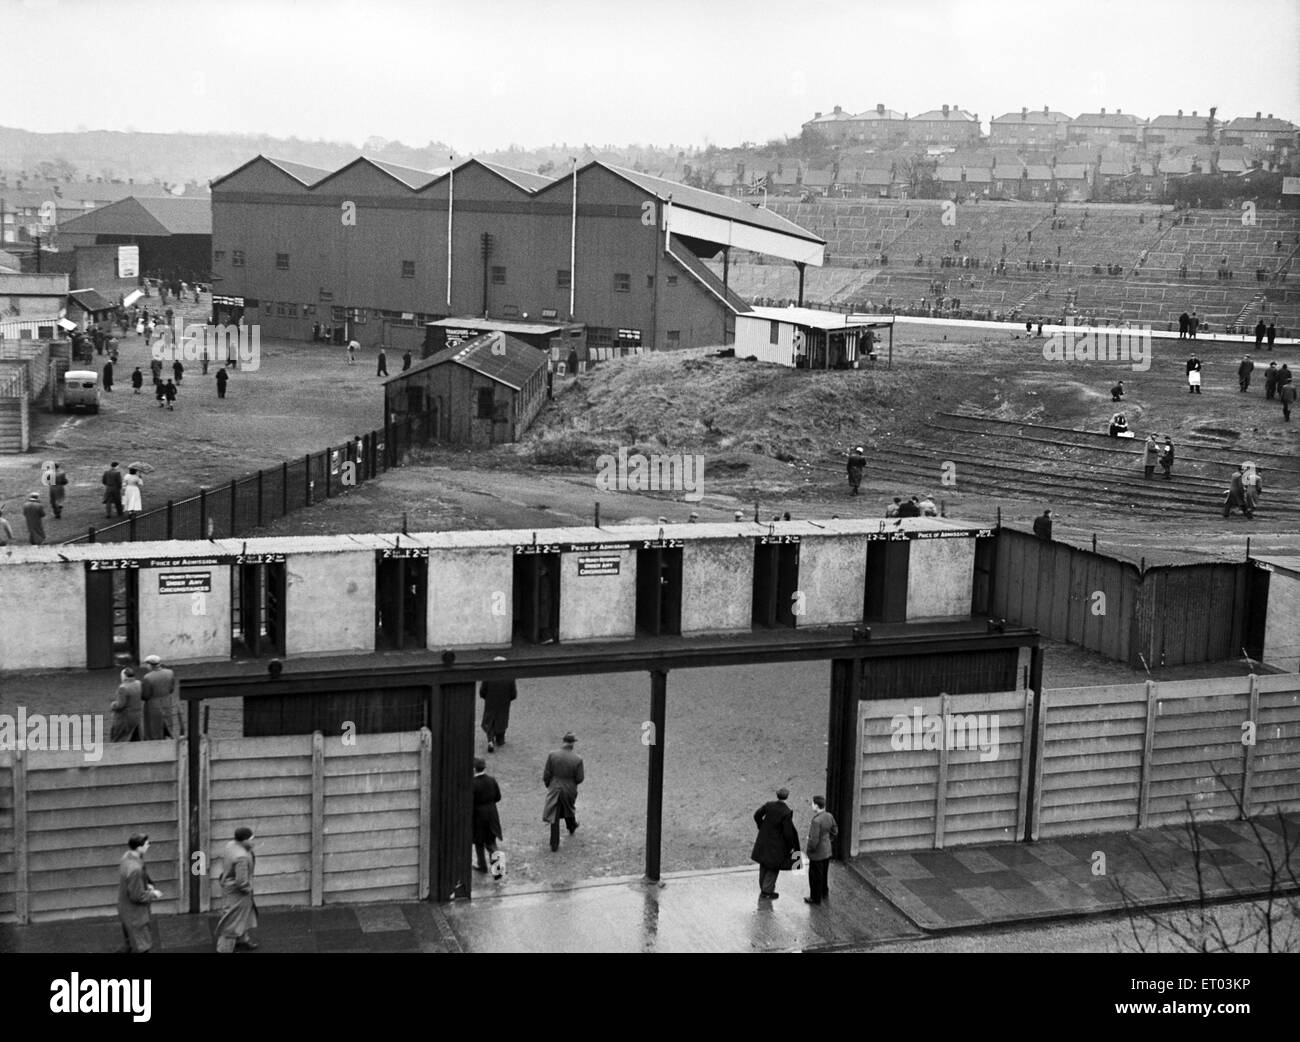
[0, 126, 708, 186]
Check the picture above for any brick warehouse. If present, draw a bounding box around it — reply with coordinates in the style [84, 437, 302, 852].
[209, 155, 825, 354]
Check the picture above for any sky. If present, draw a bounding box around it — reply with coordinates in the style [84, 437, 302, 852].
[5, 0, 1299, 152]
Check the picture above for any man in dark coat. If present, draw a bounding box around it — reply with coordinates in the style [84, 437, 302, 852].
[140, 655, 181, 739]
[471, 757, 503, 875]
[402, 349, 412, 371]
[215, 827, 258, 952]
[1280, 381, 1296, 422]
[1238, 355, 1253, 392]
[1033, 509, 1053, 540]
[163, 379, 177, 410]
[1110, 380, 1124, 402]
[22, 493, 45, 545]
[1255, 319, 1267, 346]
[1159, 437, 1174, 479]
[1178, 311, 1189, 338]
[1223, 466, 1253, 520]
[103, 359, 114, 392]
[1264, 362, 1279, 399]
[376, 347, 388, 377]
[1189, 311, 1200, 339]
[1278, 364, 1293, 395]
[216, 367, 229, 399]
[110, 667, 143, 742]
[897, 496, 921, 518]
[172, 358, 184, 384]
[131, 367, 144, 394]
[542, 732, 584, 852]
[751, 787, 799, 900]
[102, 460, 124, 517]
[479, 661, 516, 752]
[804, 795, 838, 906]
[116, 833, 161, 952]
[846, 446, 866, 496]
[1266, 322, 1276, 350]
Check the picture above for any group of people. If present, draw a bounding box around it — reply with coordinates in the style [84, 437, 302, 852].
[751, 787, 839, 905]
[1176, 311, 1201, 339]
[885, 494, 939, 517]
[1238, 356, 1295, 421]
[1140, 435, 1175, 480]
[1224, 463, 1265, 520]
[117, 825, 258, 954]
[0, 459, 146, 545]
[108, 654, 182, 742]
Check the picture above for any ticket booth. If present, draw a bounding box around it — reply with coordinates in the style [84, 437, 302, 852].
[752, 535, 800, 629]
[85, 563, 139, 668]
[232, 557, 286, 658]
[376, 549, 429, 651]
[636, 541, 683, 636]
[513, 547, 561, 644]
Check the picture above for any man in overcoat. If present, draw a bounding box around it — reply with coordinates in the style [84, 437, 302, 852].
[480, 659, 517, 752]
[215, 826, 258, 952]
[110, 667, 143, 742]
[472, 757, 503, 874]
[751, 787, 799, 900]
[117, 833, 162, 952]
[542, 732, 584, 852]
[140, 655, 181, 739]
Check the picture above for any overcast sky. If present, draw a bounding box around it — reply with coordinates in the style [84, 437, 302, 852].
[7, 0, 1299, 152]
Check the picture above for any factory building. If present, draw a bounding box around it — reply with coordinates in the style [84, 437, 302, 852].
[209, 155, 825, 354]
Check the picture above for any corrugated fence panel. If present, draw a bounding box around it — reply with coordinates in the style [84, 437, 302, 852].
[1146, 690, 1248, 826]
[23, 741, 183, 922]
[322, 732, 424, 904]
[207, 735, 313, 907]
[1250, 677, 1300, 813]
[0, 757, 14, 921]
[855, 691, 1027, 853]
[1037, 684, 1146, 837]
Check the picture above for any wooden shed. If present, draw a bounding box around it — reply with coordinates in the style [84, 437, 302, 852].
[384, 330, 548, 445]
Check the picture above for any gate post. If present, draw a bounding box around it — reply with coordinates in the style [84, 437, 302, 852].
[826, 657, 860, 860]
[645, 669, 667, 881]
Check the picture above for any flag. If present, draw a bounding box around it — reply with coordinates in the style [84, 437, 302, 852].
[747, 175, 767, 195]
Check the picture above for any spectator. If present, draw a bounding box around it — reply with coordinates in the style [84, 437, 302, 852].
[116, 833, 162, 953]
[48, 462, 68, 519]
[22, 493, 45, 545]
[1032, 509, 1052, 540]
[1159, 437, 1174, 480]
[110, 667, 143, 742]
[216, 366, 229, 399]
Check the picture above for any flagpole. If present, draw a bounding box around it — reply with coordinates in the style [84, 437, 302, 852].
[446, 155, 454, 309]
[569, 157, 577, 321]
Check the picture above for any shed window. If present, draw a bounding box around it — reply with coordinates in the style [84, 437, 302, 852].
[491, 266, 506, 285]
[276, 252, 290, 270]
[476, 387, 495, 419]
[666, 275, 678, 287]
[769, 321, 780, 345]
[666, 330, 680, 346]
[232, 250, 245, 267]
[614, 272, 630, 293]
[401, 260, 415, 278]
[556, 269, 570, 289]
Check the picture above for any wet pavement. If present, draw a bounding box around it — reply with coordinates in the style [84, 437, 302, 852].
[3, 814, 1295, 953]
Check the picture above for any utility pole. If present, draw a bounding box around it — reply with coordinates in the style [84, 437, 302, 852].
[480, 232, 493, 318]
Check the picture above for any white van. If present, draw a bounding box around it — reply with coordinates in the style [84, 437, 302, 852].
[63, 369, 101, 414]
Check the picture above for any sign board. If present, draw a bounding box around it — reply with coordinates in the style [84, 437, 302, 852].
[563, 541, 631, 553]
[514, 543, 562, 555]
[212, 294, 246, 307]
[577, 554, 621, 577]
[117, 245, 139, 279]
[1283, 177, 1300, 196]
[640, 539, 683, 549]
[381, 547, 428, 559]
[758, 534, 800, 544]
[233, 552, 286, 565]
[159, 572, 212, 594]
[123, 289, 144, 307]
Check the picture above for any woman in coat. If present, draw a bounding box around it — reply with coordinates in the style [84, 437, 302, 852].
[122, 468, 144, 514]
[215, 827, 258, 952]
[110, 667, 143, 742]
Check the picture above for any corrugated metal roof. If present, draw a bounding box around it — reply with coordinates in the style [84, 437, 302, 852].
[594, 163, 824, 244]
[475, 160, 554, 192]
[265, 156, 332, 185]
[427, 316, 567, 335]
[68, 288, 115, 311]
[396, 331, 547, 391]
[366, 158, 442, 189]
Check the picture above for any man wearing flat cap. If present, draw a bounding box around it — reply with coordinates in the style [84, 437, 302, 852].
[751, 787, 799, 900]
[140, 654, 182, 740]
[542, 731, 584, 852]
[116, 833, 162, 952]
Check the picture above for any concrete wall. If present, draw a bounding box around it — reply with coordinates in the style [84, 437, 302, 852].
[796, 535, 870, 626]
[427, 547, 513, 649]
[1263, 568, 1300, 672]
[285, 551, 375, 655]
[681, 539, 754, 635]
[0, 561, 84, 670]
[558, 548, 636, 641]
[136, 564, 232, 663]
[906, 538, 975, 620]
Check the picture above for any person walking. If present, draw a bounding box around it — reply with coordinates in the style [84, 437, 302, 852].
[215, 827, 259, 952]
[163, 379, 177, 410]
[131, 367, 144, 394]
[1159, 436, 1174, 479]
[1223, 465, 1253, 520]
[1254, 319, 1267, 347]
[804, 795, 838, 906]
[48, 462, 68, 518]
[376, 347, 388, 377]
[110, 666, 143, 742]
[1264, 362, 1279, 400]
[103, 359, 114, 392]
[479, 660, 516, 753]
[471, 757, 503, 875]
[1280, 380, 1296, 422]
[1178, 311, 1189, 339]
[172, 359, 184, 384]
[847, 446, 866, 496]
[1142, 434, 1158, 479]
[150, 357, 163, 387]
[751, 787, 799, 900]
[347, 338, 358, 365]
[1278, 364, 1293, 399]
[102, 461, 124, 518]
[215, 366, 229, 399]
[22, 493, 45, 545]
[402, 349, 412, 372]
[1244, 465, 1263, 515]
[140, 654, 181, 739]
[1238, 355, 1253, 392]
[1032, 508, 1053, 539]
[116, 834, 162, 953]
[542, 732, 584, 852]
[122, 467, 144, 515]
[0, 505, 12, 546]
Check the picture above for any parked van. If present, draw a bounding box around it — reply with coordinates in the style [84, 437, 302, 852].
[63, 369, 101, 414]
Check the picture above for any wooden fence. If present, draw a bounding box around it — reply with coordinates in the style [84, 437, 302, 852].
[852, 689, 1034, 853]
[991, 528, 1251, 667]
